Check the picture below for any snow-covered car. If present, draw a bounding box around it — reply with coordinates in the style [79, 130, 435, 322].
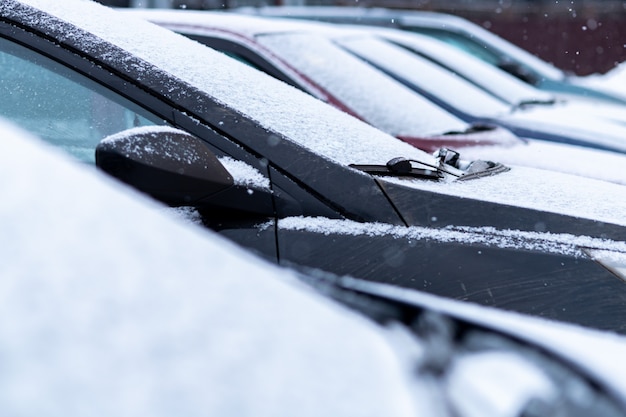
[5, 116, 626, 417]
[123, 9, 626, 185]
[232, 5, 626, 106]
[7, 0, 626, 334]
[371, 28, 626, 126]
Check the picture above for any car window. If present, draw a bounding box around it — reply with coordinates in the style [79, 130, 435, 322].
[0, 36, 166, 163]
[407, 28, 503, 65]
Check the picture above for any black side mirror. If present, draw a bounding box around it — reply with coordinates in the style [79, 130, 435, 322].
[96, 126, 234, 206]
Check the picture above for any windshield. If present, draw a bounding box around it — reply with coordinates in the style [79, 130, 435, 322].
[335, 36, 513, 118]
[255, 31, 470, 138]
[401, 17, 566, 81]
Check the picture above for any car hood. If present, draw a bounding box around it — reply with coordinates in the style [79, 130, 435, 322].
[379, 165, 626, 240]
[498, 104, 626, 153]
[458, 139, 626, 186]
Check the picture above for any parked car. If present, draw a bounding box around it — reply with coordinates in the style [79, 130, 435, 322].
[7, 0, 626, 334]
[369, 27, 626, 128]
[325, 27, 626, 151]
[124, 9, 626, 185]
[6, 116, 626, 417]
[233, 5, 626, 106]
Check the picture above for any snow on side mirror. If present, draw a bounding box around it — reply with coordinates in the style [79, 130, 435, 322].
[96, 126, 234, 206]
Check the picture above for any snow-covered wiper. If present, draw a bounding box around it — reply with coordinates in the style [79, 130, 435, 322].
[350, 148, 509, 181]
[511, 97, 557, 112]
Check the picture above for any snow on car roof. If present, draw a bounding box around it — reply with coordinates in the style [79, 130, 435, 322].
[0, 118, 421, 416]
[8, 0, 437, 168]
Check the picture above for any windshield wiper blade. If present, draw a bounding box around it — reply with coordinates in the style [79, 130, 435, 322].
[512, 97, 557, 111]
[350, 157, 460, 180]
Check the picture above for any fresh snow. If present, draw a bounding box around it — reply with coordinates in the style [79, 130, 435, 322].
[218, 156, 271, 189]
[277, 216, 626, 257]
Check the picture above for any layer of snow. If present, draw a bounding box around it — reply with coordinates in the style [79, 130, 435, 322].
[218, 156, 270, 189]
[500, 104, 626, 153]
[337, 35, 511, 117]
[459, 139, 626, 186]
[348, 277, 626, 402]
[375, 27, 554, 106]
[256, 32, 469, 137]
[277, 216, 626, 256]
[385, 167, 626, 228]
[124, 9, 471, 138]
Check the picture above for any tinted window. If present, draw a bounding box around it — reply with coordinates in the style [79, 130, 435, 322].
[0, 37, 166, 162]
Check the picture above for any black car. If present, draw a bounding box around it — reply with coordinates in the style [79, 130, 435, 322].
[4, 0, 626, 334]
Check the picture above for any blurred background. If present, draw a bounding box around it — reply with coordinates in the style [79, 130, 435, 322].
[98, 0, 626, 77]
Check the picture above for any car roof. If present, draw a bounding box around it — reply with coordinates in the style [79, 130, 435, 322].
[0, 115, 426, 415]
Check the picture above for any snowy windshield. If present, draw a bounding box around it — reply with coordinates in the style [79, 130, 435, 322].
[255, 31, 470, 137]
[336, 36, 513, 117]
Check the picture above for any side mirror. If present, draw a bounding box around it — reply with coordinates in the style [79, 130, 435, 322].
[96, 126, 234, 206]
